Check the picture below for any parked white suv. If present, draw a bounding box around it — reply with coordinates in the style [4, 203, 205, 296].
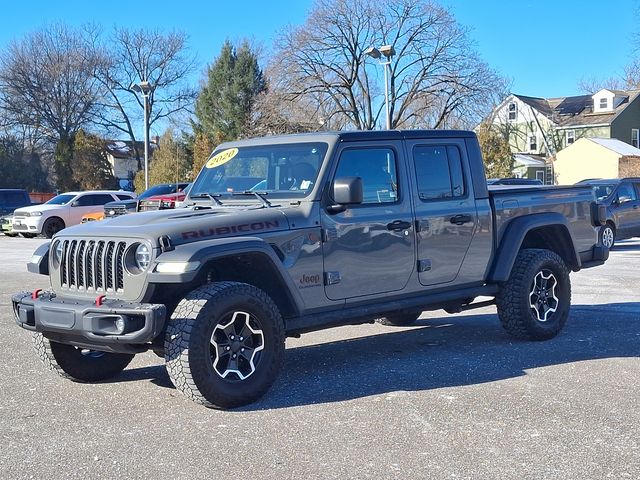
[12, 190, 136, 238]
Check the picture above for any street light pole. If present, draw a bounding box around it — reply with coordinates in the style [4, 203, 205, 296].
[365, 45, 395, 130]
[131, 81, 153, 190]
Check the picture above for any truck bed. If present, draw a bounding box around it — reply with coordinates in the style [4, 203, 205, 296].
[489, 184, 597, 259]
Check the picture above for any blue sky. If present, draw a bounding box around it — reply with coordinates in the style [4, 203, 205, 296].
[0, 0, 638, 98]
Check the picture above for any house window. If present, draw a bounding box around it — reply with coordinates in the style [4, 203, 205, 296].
[599, 98, 608, 110]
[633, 129, 639, 148]
[566, 130, 575, 145]
[529, 135, 537, 151]
[536, 170, 545, 183]
[508, 102, 517, 121]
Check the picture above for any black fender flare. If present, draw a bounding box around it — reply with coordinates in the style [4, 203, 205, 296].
[147, 236, 304, 316]
[488, 213, 580, 283]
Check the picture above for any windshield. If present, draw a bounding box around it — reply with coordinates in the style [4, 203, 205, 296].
[139, 184, 182, 199]
[45, 194, 76, 205]
[190, 143, 328, 199]
[593, 184, 615, 201]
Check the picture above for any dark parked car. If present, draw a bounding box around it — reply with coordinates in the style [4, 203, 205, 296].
[103, 183, 189, 218]
[0, 189, 34, 216]
[487, 178, 544, 186]
[577, 178, 640, 248]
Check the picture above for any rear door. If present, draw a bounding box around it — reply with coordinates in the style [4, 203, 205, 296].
[405, 139, 477, 286]
[70, 194, 118, 225]
[321, 141, 415, 300]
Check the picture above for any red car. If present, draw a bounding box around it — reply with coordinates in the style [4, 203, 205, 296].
[138, 184, 191, 211]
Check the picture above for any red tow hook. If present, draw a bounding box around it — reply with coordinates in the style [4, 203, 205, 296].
[95, 295, 106, 307]
[31, 289, 42, 300]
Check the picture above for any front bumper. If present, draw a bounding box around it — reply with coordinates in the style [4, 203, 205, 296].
[11, 216, 42, 233]
[12, 291, 166, 354]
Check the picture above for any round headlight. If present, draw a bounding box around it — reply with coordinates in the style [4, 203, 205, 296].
[135, 244, 151, 271]
[52, 240, 63, 267]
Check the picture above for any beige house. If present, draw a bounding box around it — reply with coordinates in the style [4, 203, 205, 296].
[105, 140, 157, 190]
[554, 137, 640, 185]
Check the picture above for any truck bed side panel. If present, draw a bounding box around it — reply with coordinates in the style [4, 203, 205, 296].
[490, 186, 598, 256]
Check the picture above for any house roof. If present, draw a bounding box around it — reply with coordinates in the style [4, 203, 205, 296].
[587, 137, 640, 156]
[513, 90, 640, 128]
[514, 153, 547, 167]
[105, 140, 157, 159]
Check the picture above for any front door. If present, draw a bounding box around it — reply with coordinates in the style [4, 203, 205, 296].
[321, 142, 415, 300]
[613, 182, 639, 237]
[405, 140, 477, 286]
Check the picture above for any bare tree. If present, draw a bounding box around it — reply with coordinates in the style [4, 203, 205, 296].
[272, 0, 505, 130]
[93, 28, 197, 167]
[0, 24, 103, 189]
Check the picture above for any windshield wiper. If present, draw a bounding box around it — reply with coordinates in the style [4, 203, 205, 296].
[190, 193, 224, 206]
[231, 191, 271, 207]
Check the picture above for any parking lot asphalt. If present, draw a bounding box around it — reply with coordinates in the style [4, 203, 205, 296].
[0, 236, 638, 479]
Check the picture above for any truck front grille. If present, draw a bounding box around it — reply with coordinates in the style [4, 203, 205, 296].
[104, 205, 129, 218]
[60, 239, 128, 293]
[138, 200, 160, 211]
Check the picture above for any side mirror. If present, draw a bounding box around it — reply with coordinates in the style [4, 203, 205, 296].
[328, 176, 363, 213]
[619, 196, 632, 204]
[71, 201, 79, 207]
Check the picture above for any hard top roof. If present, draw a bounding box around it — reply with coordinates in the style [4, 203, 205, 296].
[217, 129, 476, 149]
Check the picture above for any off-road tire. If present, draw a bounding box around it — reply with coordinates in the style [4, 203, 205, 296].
[600, 222, 615, 249]
[496, 248, 571, 340]
[43, 217, 65, 239]
[32, 333, 134, 382]
[377, 310, 422, 326]
[164, 282, 285, 409]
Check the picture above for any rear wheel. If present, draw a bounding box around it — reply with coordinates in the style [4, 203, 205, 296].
[165, 282, 285, 409]
[32, 333, 134, 381]
[43, 217, 65, 238]
[600, 223, 615, 249]
[496, 249, 571, 340]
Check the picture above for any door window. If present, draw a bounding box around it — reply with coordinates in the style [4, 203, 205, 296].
[413, 145, 465, 200]
[75, 194, 116, 206]
[334, 148, 398, 204]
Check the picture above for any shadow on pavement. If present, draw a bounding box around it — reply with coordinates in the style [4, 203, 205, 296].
[109, 302, 640, 410]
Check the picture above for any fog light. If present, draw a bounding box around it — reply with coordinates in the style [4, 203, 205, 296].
[115, 317, 126, 334]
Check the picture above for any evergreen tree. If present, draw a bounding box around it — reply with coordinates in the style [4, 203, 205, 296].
[195, 40, 266, 142]
[0, 136, 50, 191]
[71, 130, 118, 190]
[134, 130, 192, 193]
[477, 121, 514, 178]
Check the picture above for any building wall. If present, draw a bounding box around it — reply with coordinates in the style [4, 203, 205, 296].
[492, 96, 556, 156]
[610, 96, 640, 146]
[554, 125, 610, 150]
[554, 139, 620, 184]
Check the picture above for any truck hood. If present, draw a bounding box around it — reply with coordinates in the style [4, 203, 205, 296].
[58, 205, 291, 246]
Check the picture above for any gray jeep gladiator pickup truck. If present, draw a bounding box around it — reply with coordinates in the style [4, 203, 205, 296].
[12, 130, 609, 409]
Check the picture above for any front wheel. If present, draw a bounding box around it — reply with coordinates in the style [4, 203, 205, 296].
[496, 249, 571, 340]
[32, 333, 134, 381]
[600, 223, 615, 249]
[165, 282, 285, 409]
[43, 217, 65, 238]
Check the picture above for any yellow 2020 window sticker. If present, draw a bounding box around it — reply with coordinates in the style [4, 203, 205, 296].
[206, 148, 239, 168]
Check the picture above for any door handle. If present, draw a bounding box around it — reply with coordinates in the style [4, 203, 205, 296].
[387, 220, 412, 231]
[450, 214, 472, 225]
